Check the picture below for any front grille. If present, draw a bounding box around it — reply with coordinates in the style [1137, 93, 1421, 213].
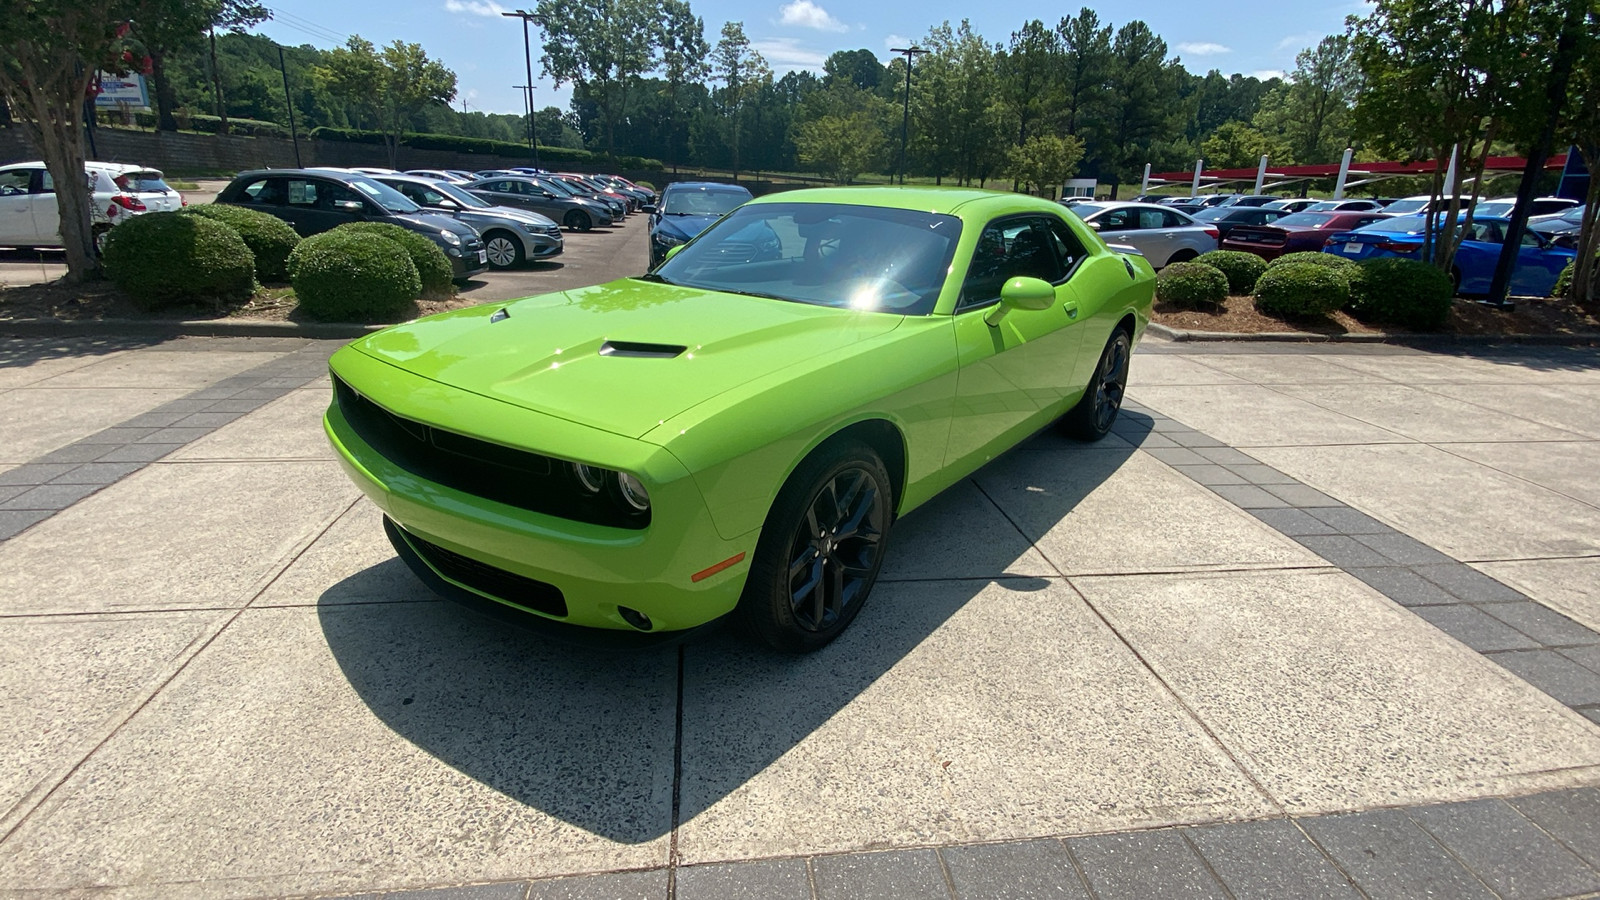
[406, 528, 568, 617]
[334, 374, 649, 529]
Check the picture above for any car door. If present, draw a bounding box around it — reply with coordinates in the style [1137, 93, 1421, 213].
[28, 168, 61, 246]
[945, 216, 1084, 470]
[1090, 206, 1142, 254]
[0, 168, 36, 245]
[1512, 230, 1572, 296]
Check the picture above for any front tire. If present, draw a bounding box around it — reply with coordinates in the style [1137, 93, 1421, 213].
[737, 441, 893, 653]
[1063, 329, 1132, 441]
[564, 210, 592, 232]
[483, 231, 524, 269]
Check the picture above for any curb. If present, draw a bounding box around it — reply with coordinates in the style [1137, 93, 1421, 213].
[0, 317, 383, 340]
[1146, 322, 1600, 345]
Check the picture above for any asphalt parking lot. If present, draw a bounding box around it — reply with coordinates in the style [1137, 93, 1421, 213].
[3, 233, 1600, 897]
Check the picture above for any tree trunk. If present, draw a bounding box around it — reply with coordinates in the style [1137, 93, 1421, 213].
[6, 72, 98, 281]
[1571, 149, 1600, 303]
[151, 50, 179, 131]
[210, 26, 229, 135]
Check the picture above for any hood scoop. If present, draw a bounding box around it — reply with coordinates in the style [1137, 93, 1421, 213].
[599, 340, 687, 359]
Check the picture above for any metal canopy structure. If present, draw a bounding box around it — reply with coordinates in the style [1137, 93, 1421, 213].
[1149, 154, 1570, 195]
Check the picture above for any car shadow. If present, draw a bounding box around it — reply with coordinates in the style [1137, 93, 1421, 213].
[0, 332, 163, 369]
[317, 423, 1143, 844]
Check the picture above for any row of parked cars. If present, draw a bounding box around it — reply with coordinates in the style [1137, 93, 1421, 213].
[1062, 194, 1585, 297]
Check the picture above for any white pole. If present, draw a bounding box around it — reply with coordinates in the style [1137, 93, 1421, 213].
[1191, 159, 1203, 198]
[1254, 155, 1269, 195]
[1442, 144, 1459, 197]
[1141, 163, 1151, 194]
[1332, 147, 1354, 199]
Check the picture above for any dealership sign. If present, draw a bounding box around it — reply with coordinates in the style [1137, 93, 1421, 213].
[94, 73, 149, 109]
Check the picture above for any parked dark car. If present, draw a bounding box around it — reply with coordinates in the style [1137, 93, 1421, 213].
[376, 174, 563, 268]
[1221, 210, 1393, 261]
[215, 168, 488, 281]
[648, 181, 753, 268]
[1530, 205, 1587, 250]
[463, 177, 614, 231]
[1189, 205, 1290, 239]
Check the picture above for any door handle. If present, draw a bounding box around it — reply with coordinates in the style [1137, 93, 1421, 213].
[1062, 299, 1080, 319]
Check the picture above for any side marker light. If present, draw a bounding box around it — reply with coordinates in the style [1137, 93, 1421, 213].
[691, 552, 747, 583]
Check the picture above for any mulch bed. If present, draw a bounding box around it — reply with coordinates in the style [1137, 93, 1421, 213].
[1153, 294, 1600, 336]
[0, 279, 479, 326]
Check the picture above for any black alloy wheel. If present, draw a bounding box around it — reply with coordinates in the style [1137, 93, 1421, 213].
[1064, 329, 1131, 441]
[564, 209, 592, 232]
[739, 441, 892, 652]
[483, 232, 523, 268]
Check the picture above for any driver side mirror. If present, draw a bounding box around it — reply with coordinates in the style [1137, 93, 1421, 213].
[1086, 221, 1102, 231]
[436, 198, 460, 210]
[986, 276, 1056, 326]
[663, 244, 685, 263]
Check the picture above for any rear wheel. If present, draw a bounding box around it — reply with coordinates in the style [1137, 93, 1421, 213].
[483, 231, 524, 268]
[1063, 328, 1132, 442]
[737, 441, 892, 653]
[1450, 266, 1463, 295]
[1166, 248, 1198, 265]
[564, 210, 592, 232]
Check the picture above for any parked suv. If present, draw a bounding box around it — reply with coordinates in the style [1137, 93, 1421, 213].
[215, 168, 488, 282]
[376, 174, 563, 268]
[0, 161, 182, 251]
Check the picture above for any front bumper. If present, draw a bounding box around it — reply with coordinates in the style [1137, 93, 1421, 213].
[447, 237, 490, 279]
[323, 348, 754, 635]
[521, 231, 564, 259]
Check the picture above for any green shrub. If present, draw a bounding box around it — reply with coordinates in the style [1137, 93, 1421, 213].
[1156, 261, 1228, 306]
[101, 212, 255, 310]
[1253, 262, 1350, 317]
[287, 231, 420, 320]
[1555, 260, 1574, 296]
[1349, 257, 1455, 330]
[182, 204, 300, 282]
[331, 222, 453, 296]
[1269, 251, 1361, 276]
[1196, 250, 1267, 295]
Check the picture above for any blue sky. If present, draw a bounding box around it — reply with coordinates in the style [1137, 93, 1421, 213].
[254, 0, 1367, 117]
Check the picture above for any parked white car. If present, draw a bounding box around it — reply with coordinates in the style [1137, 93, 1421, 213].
[1063, 201, 1219, 267]
[0, 161, 183, 250]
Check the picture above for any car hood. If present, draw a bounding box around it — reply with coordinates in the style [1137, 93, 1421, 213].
[394, 211, 477, 238]
[351, 278, 904, 439]
[463, 205, 557, 228]
[653, 214, 720, 240]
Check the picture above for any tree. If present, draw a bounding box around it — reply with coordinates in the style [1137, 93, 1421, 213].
[319, 37, 456, 168]
[1004, 133, 1085, 197]
[1558, 2, 1600, 302]
[657, 0, 708, 169]
[996, 20, 1060, 149]
[537, 0, 660, 162]
[1277, 35, 1357, 163]
[823, 49, 883, 92]
[1101, 21, 1177, 195]
[0, 0, 143, 281]
[710, 21, 770, 178]
[796, 110, 887, 183]
[1056, 8, 1112, 138]
[1200, 121, 1293, 169]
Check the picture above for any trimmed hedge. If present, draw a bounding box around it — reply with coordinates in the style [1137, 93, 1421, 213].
[1156, 261, 1228, 306]
[309, 126, 665, 170]
[1253, 262, 1350, 317]
[1557, 260, 1574, 296]
[330, 222, 453, 296]
[1349, 257, 1455, 330]
[181, 204, 300, 282]
[1269, 251, 1361, 277]
[1196, 250, 1267, 295]
[287, 231, 420, 320]
[102, 212, 256, 310]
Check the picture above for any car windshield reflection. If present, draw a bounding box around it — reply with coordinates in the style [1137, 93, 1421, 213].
[649, 202, 962, 315]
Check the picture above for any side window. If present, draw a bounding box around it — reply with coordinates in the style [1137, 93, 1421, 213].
[0, 170, 29, 195]
[1137, 209, 1165, 229]
[1097, 208, 1134, 230]
[1047, 219, 1088, 276]
[319, 183, 365, 211]
[960, 218, 1063, 308]
[286, 179, 319, 207]
[240, 178, 285, 205]
[1161, 210, 1189, 228]
[38, 170, 55, 193]
[1520, 230, 1544, 247]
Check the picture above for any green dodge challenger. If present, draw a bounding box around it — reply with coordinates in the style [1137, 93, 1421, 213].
[324, 186, 1155, 651]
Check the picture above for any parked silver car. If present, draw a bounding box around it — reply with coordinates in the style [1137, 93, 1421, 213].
[1063, 201, 1218, 267]
[463, 177, 615, 232]
[376, 174, 563, 268]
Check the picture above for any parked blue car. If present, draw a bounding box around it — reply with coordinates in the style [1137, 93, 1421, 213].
[1323, 214, 1576, 296]
[647, 181, 753, 269]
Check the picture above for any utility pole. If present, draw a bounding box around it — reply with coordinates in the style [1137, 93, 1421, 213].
[277, 46, 301, 167]
[890, 46, 928, 185]
[502, 10, 546, 168]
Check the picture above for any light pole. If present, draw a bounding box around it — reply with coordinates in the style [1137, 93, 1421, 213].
[890, 45, 928, 185]
[502, 10, 546, 167]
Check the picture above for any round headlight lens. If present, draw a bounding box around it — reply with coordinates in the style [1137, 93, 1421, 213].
[616, 472, 650, 511]
[572, 463, 606, 494]
[439, 229, 462, 246]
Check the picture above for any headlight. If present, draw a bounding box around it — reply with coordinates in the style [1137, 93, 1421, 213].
[572, 462, 606, 494]
[439, 230, 462, 247]
[653, 231, 686, 247]
[616, 472, 650, 511]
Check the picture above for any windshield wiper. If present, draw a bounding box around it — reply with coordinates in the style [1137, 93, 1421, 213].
[635, 272, 677, 285]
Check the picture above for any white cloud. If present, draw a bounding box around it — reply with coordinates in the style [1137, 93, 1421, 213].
[444, 0, 510, 17]
[1251, 68, 1287, 80]
[1276, 31, 1318, 52]
[1177, 41, 1231, 56]
[751, 37, 827, 73]
[778, 0, 848, 32]
[882, 34, 910, 52]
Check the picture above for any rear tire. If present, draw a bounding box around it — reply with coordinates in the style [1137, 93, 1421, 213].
[1166, 248, 1198, 265]
[564, 210, 592, 232]
[483, 231, 524, 268]
[736, 440, 893, 653]
[1063, 328, 1132, 442]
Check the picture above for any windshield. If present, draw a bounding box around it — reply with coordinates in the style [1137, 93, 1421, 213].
[1273, 213, 1336, 228]
[1474, 201, 1515, 218]
[651, 202, 962, 316]
[662, 189, 751, 217]
[1382, 199, 1427, 215]
[427, 181, 492, 209]
[348, 177, 420, 213]
[1305, 201, 1347, 212]
[535, 178, 578, 197]
[1362, 215, 1429, 233]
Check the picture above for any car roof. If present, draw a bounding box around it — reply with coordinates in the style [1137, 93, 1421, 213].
[2, 160, 161, 176]
[231, 168, 370, 183]
[664, 181, 750, 193]
[746, 185, 1066, 218]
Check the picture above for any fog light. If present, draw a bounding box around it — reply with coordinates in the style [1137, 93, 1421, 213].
[618, 606, 652, 631]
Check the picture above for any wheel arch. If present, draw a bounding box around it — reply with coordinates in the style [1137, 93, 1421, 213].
[812, 418, 908, 517]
